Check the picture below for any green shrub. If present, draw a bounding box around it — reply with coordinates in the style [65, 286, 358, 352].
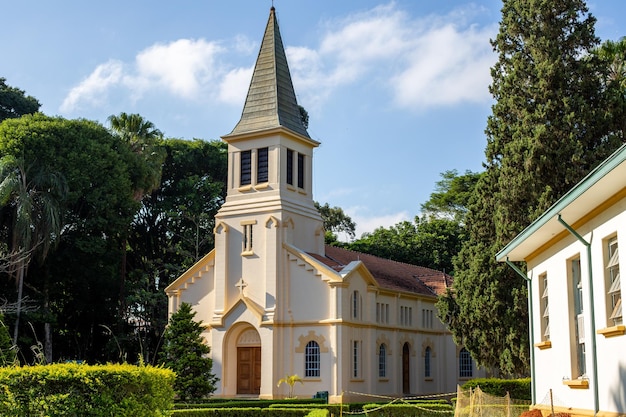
[0, 362, 175, 416]
[269, 402, 347, 416]
[461, 378, 531, 400]
[362, 403, 454, 417]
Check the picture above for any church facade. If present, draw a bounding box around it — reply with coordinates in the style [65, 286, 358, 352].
[165, 7, 480, 403]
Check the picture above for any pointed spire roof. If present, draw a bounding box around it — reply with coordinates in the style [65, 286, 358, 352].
[228, 7, 310, 139]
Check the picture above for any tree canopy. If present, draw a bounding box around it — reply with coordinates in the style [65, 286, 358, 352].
[441, 0, 625, 376]
[0, 78, 40, 122]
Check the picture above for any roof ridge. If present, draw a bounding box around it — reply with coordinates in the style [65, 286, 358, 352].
[326, 245, 451, 276]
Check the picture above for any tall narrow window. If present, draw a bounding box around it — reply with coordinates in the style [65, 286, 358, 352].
[540, 273, 550, 340]
[571, 257, 586, 377]
[286, 149, 294, 185]
[305, 341, 320, 377]
[352, 290, 360, 319]
[240, 150, 252, 186]
[425, 347, 432, 378]
[257, 147, 268, 183]
[352, 340, 361, 378]
[606, 236, 622, 326]
[297, 153, 304, 188]
[243, 224, 253, 252]
[459, 348, 472, 378]
[378, 343, 387, 378]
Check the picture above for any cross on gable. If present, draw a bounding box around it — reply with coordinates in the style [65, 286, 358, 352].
[236, 278, 247, 295]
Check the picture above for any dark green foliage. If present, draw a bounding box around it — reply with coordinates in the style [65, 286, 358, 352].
[349, 215, 464, 274]
[160, 303, 218, 401]
[0, 313, 16, 365]
[461, 378, 532, 401]
[421, 170, 482, 223]
[171, 408, 318, 417]
[362, 403, 454, 417]
[314, 201, 356, 242]
[443, 0, 625, 376]
[0, 363, 175, 416]
[0, 78, 40, 122]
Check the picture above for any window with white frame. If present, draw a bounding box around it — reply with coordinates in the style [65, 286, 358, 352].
[570, 257, 586, 377]
[459, 348, 473, 378]
[425, 346, 432, 378]
[352, 340, 361, 378]
[305, 340, 320, 378]
[400, 306, 413, 326]
[241, 221, 255, 254]
[540, 273, 550, 340]
[378, 343, 387, 378]
[351, 290, 361, 320]
[606, 236, 622, 326]
[257, 147, 268, 183]
[240, 150, 252, 186]
[422, 309, 433, 329]
[376, 302, 389, 323]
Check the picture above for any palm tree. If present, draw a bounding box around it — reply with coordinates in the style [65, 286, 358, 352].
[107, 113, 165, 339]
[0, 156, 66, 347]
[277, 374, 303, 398]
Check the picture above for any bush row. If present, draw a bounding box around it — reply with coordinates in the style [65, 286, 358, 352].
[175, 398, 327, 409]
[0, 363, 175, 416]
[171, 407, 320, 417]
[461, 378, 532, 400]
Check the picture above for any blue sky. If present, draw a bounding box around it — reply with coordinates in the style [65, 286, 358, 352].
[3, 1, 625, 238]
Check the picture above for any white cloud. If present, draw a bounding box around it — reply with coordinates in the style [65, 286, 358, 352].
[60, 60, 124, 113]
[218, 66, 253, 105]
[129, 38, 224, 98]
[340, 206, 411, 241]
[291, 2, 497, 112]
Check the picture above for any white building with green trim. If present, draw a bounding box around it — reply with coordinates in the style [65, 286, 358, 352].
[497, 144, 626, 416]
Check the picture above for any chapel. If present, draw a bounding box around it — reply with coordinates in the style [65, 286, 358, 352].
[165, 6, 480, 402]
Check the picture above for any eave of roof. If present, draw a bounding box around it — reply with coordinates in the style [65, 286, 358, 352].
[496, 144, 626, 263]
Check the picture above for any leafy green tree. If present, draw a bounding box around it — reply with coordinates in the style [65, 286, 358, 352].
[0, 313, 16, 365]
[0, 155, 66, 349]
[160, 303, 217, 401]
[444, 0, 623, 376]
[314, 202, 356, 242]
[0, 114, 143, 363]
[0, 78, 40, 122]
[123, 138, 226, 364]
[349, 216, 463, 274]
[420, 170, 481, 223]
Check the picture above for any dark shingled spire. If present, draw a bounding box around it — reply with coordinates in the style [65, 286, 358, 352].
[228, 7, 310, 138]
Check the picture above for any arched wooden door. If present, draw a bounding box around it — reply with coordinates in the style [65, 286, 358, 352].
[237, 329, 261, 395]
[402, 342, 410, 395]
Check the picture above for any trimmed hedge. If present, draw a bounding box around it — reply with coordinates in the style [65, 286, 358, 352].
[175, 398, 327, 409]
[171, 407, 314, 417]
[0, 363, 175, 416]
[269, 402, 348, 416]
[362, 403, 454, 417]
[461, 378, 531, 400]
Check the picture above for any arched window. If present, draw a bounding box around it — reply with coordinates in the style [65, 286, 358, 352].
[424, 346, 432, 378]
[378, 343, 387, 378]
[459, 348, 473, 378]
[305, 341, 320, 377]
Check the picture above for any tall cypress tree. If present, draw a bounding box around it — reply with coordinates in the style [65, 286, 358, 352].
[439, 0, 623, 376]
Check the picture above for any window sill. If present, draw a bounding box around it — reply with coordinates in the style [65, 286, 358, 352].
[238, 185, 253, 192]
[241, 251, 254, 257]
[254, 182, 269, 190]
[563, 379, 589, 389]
[378, 378, 389, 382]
[534, 340, 552, 350]
[304, 378, 321, 382]
[596, 325, 625, 337]
[350, 378, 365, 383]
[424, 377, 433, 382]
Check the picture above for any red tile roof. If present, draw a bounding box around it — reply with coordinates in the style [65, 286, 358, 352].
[309, 245, 453, 297]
